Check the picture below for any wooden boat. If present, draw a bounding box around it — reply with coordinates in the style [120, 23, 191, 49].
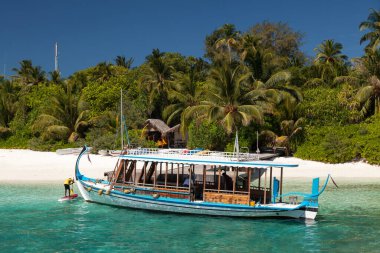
[75, 146, 330, 219]
[56, 147, 91, 155]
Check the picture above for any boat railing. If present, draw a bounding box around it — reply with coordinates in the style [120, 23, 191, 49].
[123, 148, 260, 161]
[204, 188, 249, 195]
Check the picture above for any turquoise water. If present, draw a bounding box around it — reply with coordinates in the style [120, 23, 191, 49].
[1, 180, 380, 252]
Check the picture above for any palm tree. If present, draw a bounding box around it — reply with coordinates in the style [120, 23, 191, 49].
[29, 66, 46, 85]
[215, 24, 241, 63]
[238, 34, 264, 80]
[93, 62, 113, 82]
[183, 62, 264, 134]
[356, 75, 380, 116]
[32, 80, 89, 142]
[115, 55, 134, 69]
[145, 49, 172, 92]
[247, 71, 302, 119]
[337, 50, 380, 118]
[278, 118, 304, 155]
[204, 24, 240, 62]
[314, 40, 347, 64]
[0, 78, 18, 127]
[312, 40, 348, 84]
[144, 49, 173, 117]
[49, 70, 62, 84]
[261, 118, 304, 155]
[12, 60, 33, 84]
[360, 8, 380, 52]
[12, 60, 46, 86]
[163, 68, 201, 126]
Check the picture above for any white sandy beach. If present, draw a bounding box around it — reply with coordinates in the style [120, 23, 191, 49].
[1, 149, 380, 182]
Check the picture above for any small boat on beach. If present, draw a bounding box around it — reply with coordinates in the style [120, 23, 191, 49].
[75, 146, 331, 219]
[56, 147, 91, 155]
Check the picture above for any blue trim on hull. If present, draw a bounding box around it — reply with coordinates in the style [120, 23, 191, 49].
[79, 180, 307, 212]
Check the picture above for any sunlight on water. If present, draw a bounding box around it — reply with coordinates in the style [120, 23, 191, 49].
[1, 180, 379, 252]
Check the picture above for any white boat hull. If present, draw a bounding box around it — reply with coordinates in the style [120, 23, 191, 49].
[76, 181, 317, 219]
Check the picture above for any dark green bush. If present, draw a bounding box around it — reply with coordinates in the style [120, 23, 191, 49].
[295, 116, 380, 164]
[296, 87, 352, 126]
[187, 121, 227, 150]
[0, 127, 11, 139]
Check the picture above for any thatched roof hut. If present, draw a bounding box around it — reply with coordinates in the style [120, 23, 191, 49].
[165, 124, 180, 136]
[144, 119, 170, 135]
[143, 119, 186, 147]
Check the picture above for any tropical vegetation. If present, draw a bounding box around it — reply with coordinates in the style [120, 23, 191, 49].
[1, 8, 380, 165]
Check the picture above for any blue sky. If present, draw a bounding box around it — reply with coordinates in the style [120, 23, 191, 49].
[0, 0, 377, 77]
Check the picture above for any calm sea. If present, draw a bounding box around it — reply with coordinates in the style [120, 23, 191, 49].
[1, 179, 379, 252]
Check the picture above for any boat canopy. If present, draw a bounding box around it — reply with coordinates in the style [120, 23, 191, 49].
[118, 148, 298, 169]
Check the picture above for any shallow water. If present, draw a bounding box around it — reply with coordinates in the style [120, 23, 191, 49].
[1, 180, 380, 252]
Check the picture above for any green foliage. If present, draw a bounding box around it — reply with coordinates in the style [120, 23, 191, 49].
[2, 15, 379, 167]
[85, 129, 116, 151]
[42, 125, 70, 141]
[296, 86, 352, 125]
[83, 76, 125, 114]
[225, 138, 250, 153]
[187, 121, 227, 150]
[295, 116, 380, 164]
[0, 127, 11, 138]
[0, 135, 30, 148]
[249, 21, 305, 67]
[128, 129, 156, 148]
[83, 69, 149, 128]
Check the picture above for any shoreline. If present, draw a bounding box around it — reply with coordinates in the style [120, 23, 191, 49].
[1, 149, 380, 182]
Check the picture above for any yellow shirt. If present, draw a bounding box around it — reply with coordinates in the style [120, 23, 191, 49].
[64, 178, 73, 185]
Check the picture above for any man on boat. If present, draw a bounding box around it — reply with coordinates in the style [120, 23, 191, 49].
[64, 178, 74, 197]
[222, 170, 233, 190]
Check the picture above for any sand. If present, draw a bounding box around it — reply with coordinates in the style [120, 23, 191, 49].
[0, 149, 118, 182]
[1, 149, 380, 182]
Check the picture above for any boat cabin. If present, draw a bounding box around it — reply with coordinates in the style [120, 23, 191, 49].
[108, 149, 288, 206]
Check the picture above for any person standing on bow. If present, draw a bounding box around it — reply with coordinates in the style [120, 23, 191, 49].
[64, 178, 74, 197]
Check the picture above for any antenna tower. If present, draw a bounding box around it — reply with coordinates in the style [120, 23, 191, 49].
[54, 42, 59, 72]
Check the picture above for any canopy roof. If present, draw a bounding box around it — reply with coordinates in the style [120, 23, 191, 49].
[119, 152, 298, 169]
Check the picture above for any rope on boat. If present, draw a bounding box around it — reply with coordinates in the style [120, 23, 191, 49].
[330, 175, 339, 188]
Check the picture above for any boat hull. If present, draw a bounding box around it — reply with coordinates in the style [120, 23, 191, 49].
[76, 180, 317, 219]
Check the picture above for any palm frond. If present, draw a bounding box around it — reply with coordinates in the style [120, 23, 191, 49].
[265, 71, 291, 87]
[356, 86, 374, 103]
[333, 76, 361, 86]
[42, 125, 70, 141]
[32, 114, 62, 134]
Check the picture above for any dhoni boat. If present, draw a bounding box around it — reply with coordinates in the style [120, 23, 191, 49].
[75, 146, 330, 219]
